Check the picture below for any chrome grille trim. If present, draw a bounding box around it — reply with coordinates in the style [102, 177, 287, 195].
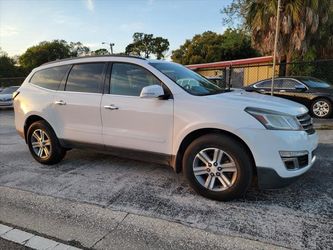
[297, 113, 315, 134]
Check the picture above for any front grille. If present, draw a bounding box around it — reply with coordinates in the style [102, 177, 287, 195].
[297, 113, 315, 134]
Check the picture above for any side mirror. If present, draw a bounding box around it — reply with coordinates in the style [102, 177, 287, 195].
[295, 85, 306, 91]
[140, 85, 164, 98]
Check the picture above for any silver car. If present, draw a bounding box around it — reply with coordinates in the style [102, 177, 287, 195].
[0, 86, 20, 108]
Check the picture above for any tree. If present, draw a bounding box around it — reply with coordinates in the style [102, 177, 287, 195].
[69, 42, 90, 57]
[19, 40, 90, 71]
[153, 37, 170, 59]
[0, 48, 26, 77]
[125, 32, 169, 59]
[171, 29, 259, 65]
[222, 0, 333, 63]
[92, 48, 110, 55]
[0, 48, 16, 77]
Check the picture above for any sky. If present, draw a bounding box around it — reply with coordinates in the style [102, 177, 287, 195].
[0, 0, 233, 57]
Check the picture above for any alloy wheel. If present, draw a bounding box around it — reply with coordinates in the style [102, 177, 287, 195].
[313, 100, 330, 117]
[192, 147, 238, 191]
[30, 129, 51, 159]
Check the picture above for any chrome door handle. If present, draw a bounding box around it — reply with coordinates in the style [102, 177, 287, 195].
[104, 104, 119, 110]
[55, 100, 66, 105]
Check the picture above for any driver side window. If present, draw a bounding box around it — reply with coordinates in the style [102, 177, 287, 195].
[110, 63, 162, 96]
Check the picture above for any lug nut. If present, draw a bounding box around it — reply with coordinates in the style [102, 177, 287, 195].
[216, 172, 221, 176]
[213, 162, 217, 166]
[207, 168, 211, 172]
[217, 167, 222, 171]
[208, 163, 212, 167]
[210, 173, 215, 177]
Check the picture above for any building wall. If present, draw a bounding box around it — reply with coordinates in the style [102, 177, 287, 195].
[195, 63, 279, 87]
[243, 64, 279, 86]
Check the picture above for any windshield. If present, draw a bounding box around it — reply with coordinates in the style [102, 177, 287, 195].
[1, 86, 18, 94]
[149, 62, 224, 96]
[299, 77, 332, 88]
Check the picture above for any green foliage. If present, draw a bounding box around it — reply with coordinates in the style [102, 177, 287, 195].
[19, 40, 90, 71]
[0, 48, 27, 78]
[222, 0, 333, 62]
[125, 32, 169, 59]
[171, 29, 259, 65]
[289, 47, 317, 76]
[93, 48, 110, 55]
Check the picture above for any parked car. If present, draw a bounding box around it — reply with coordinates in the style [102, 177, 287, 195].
[243, 77, 333, 118]
[207, 77, 227, 88]
[13, 56, 318, 201]
[0, 86, 20, 108]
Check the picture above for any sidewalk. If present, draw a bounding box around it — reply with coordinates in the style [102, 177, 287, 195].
[0, 187, 286, 250]
[313, 118, 333, 130]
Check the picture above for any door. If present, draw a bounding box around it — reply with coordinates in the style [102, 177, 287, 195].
[101, 62, 174, 154]
[278, 79, 309, 106]
[53, 63, 106, 144]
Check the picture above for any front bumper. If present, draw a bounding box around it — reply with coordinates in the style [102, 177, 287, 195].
[257, 153, 316, 189]
[0, 101, 13, 107]
[236, 128, 318, 189]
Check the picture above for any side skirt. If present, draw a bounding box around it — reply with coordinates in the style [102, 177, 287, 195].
[59, 139, 175, 169]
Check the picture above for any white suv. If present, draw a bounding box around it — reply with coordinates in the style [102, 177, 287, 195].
[13, 56, 318, 201]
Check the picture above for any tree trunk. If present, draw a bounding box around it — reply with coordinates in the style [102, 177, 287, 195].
[285, 52, 293, 76]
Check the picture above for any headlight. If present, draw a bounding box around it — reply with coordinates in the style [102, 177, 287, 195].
[245, 107, 302, 130]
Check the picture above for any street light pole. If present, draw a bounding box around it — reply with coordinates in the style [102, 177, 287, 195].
[102, 42, 115, 55]
[270, 0, 281, 96]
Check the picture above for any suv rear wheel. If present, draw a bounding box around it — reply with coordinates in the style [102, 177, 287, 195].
[27, 121, 66, 165]
[183, 134, 253, 201]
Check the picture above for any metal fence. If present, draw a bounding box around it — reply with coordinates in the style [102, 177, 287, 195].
[1, 59, 332, 89]
[0, 77, 26, 88]
[196, 59, 333, 88]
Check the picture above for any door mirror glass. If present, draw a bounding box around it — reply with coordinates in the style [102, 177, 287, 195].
[295, 85, 306, 91]
[140, 85, 164, 98]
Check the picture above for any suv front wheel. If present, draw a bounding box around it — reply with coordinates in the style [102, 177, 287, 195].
[27, 120, 66, 165]
[183, 134, 253, 201]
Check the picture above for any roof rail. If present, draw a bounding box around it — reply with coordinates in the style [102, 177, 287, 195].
[41, 55, 146, 66]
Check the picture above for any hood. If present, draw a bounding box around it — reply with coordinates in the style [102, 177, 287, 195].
[205, 89, 308, 116]
[0, 94, 12, 101]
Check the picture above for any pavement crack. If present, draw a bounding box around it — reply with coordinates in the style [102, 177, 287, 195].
[90, 212, 129, 249]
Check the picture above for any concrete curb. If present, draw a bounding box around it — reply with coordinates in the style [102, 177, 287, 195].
[0, 224, 81, 250]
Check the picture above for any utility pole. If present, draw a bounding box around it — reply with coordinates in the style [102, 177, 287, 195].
[102, 42, 115, 54]
[271, 0, 281, 96]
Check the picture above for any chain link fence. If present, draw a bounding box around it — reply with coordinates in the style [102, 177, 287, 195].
[0, 77, 26, 89]
[196, 59, 333, 88]
[1, 59, 332, 90]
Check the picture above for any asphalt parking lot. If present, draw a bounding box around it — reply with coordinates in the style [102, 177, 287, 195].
[0, 109, 332, 249]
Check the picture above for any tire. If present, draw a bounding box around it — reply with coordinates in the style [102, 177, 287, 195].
[311, 98, 332, 119]
[27, 120, 66, 165]
[182, 134, 253, 201]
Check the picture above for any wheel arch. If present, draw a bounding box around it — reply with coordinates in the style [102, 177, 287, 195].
[24, 115, 52, 143]
[173, 128, 257, 176]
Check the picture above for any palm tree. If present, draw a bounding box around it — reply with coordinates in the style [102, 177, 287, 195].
[244, 0, 332, 65]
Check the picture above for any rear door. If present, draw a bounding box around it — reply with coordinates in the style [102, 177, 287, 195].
[53, 62, 106, 145]
[100, 62, 174, 154]
[276, 79, 309, 105]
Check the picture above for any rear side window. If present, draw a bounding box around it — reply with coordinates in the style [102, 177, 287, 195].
[110, 63, 162, 96]
[255, 79, 282, 89]
[280, 79, 303, 89]
[30, 65, 70, 90]
[65, 63, 105, 93]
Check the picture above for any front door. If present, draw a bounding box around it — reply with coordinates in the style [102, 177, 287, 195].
[101, 62, 173, 155]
